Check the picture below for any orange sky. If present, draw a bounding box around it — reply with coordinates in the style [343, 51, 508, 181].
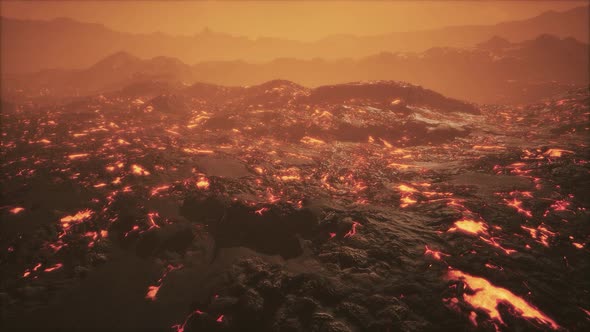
[1, 1, 587, 41]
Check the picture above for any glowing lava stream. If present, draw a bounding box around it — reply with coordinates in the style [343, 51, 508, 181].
[448, 219, 516, 255]
[398, 184, 418, 208]
[424, 245, 449, 260]
[447, 270, 560, 330]
[145, 264, 183, 301]
[171, 309, 204, 332]
[503, 198, 533, 217]
[67, 153, 89, 160]
[60, 209, 93, 229]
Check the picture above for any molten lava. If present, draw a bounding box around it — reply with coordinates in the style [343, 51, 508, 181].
[196, 177, 210, 190]
[424, 245, 449, 260]
[447, 269, 560, 330]
[131, 164, 150, 176]
[60, 209, 93, 229]
[448, 219, 488, 236]
[9, 207, 24, 214]
[145, 285, 160, 301]
[344, 222, 360, 238]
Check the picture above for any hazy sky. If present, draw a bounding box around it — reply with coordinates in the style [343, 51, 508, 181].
[1, 1, 587, 41]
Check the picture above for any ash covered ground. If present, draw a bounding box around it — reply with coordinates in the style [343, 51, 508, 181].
[1, 81, 589, 331]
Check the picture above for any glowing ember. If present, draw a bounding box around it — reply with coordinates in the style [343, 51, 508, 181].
[469, 311, 478, 326]
[60, 209, 93, 229]
[544, 149, 573, 158]
[145, 264, 183, 302]
[448, 219, 487, 235]
[150, 185, 171, 196]
[9, 207, 25, 214]
[165, 129, 181, 135]
[344, 222, 359, 238]
[216, 315, 224, 323]
[549, 199, 570, 212]
[473, 145, 506, 150]
[145, 285, 160, 301]
[572, 242, 584, 249]
[485, 263, 503, 270]
[380, 138, 393, 148]
[172, 310, 204, 332]
[398, 184, 419, 207]
[300, 136, 326, 145]
[196, 177, 210, 190]
[68, 153, 89, 160]
[279, 174, 301, 181]
[398, 184, 418, 193]
[503, 198, 532, 217]
[400, 196, 417, 207]
[447, 269, 560, 330]
[183, 148, 214, 154]
[521, 225, 556, 247]
[131, 164, 150, 176]
[424, 245, 449, 260]
[387, 162, 415, 169]
[44, 263, 63, 272]
[147, 212, 160, 229]
[254, 207, 269, 215]
[479, 236, 517, 255]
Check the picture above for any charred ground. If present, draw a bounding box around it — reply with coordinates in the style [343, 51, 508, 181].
[0, 81, 589, 331]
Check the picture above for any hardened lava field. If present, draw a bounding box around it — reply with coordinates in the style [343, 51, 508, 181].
[1, 80, 588, 331]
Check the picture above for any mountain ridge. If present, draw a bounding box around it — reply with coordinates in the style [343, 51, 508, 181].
[3, 34, 586, 104]
[1, 6, 587, 73]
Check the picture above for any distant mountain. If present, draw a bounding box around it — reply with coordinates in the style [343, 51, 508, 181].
[3, 34, 585, 104]
[1, 52, 194, 97]
[189, 34, 588, 104]
[476, 36, 512, 50]
[1, 6, 588, 73]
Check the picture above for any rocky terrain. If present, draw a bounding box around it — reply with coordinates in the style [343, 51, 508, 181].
[0, 81, 589, 331]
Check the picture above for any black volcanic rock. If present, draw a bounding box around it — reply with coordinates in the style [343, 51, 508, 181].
[148, 94, 192, 114]
[180, 193, 317, 259]
[113, 80, 182, 98]
[182, 82, 240, 103]
[239, 80, 309, 106]
[89, 51, 141, 71]
[307, 81, 480, 114]
[476, 35, 512, 50]
[0, 99, 16, 113]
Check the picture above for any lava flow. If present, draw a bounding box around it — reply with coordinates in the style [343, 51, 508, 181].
[447, 270, 560, 330]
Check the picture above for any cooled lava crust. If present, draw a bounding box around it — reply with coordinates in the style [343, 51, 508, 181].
[1, 81, 589, 331]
